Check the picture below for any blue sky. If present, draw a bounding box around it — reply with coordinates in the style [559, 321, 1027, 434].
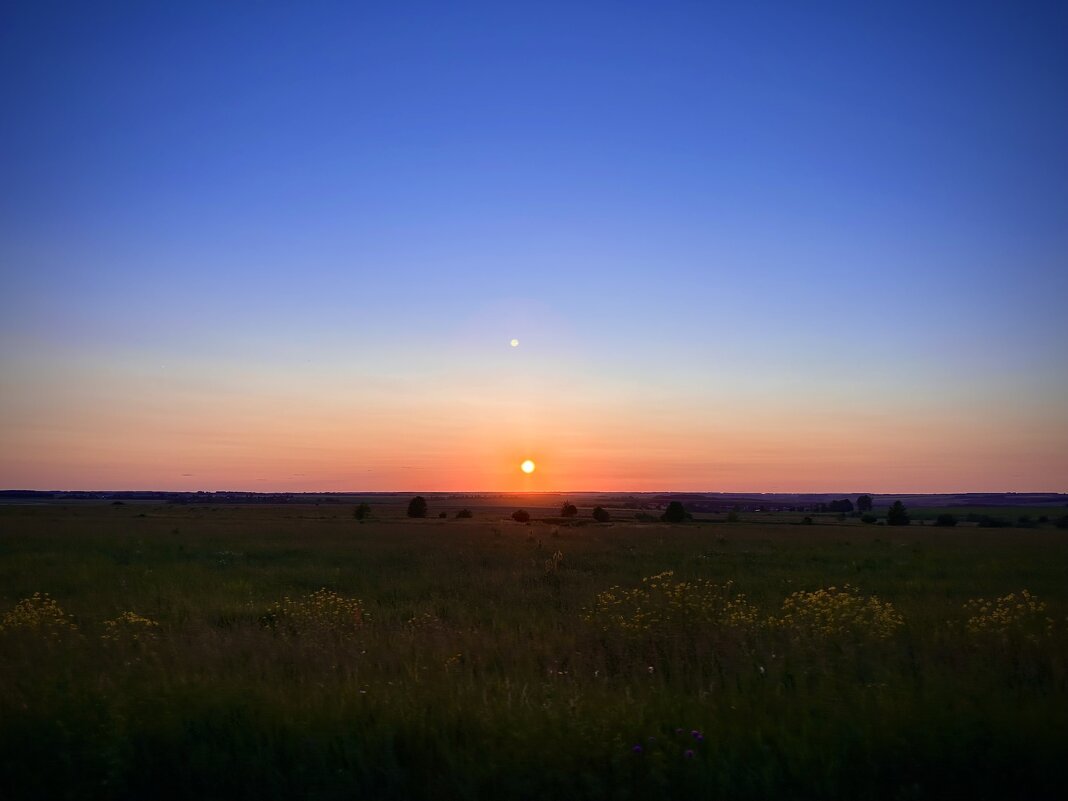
[2, 1, 1066, 491]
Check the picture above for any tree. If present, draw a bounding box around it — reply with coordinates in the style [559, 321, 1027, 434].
[934, 513, 958, 527]
[661, 501, 690, 523]
[592, 506, 611, 522]
[828, 499, 854, 513]
[353, 502, 371, 520]
[455, 508, 473, 519]
[857, 495, 874, 513]
[512, 509, 530, 523]
[886, 500, 910, 526]
[560, 502, 578, 518]
[407, 496, 428, 518]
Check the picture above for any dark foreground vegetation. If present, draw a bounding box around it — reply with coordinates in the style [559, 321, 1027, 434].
[1, 503, 1066, 800]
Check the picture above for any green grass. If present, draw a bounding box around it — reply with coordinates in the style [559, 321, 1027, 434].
[1, 504, 1066, 800]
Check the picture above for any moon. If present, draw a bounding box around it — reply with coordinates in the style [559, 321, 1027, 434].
[520, 459, 536, 474]
[510, 338, 519, 348]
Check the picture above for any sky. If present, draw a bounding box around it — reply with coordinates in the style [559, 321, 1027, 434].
[1, 0, 1066, 493]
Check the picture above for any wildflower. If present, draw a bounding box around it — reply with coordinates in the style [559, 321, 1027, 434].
[0, 593, 78, 638]
[632, 745, 643, 755]
[684, 749, 695, 759]
[261, 589, 366, 637]
[691, 730, 702, 740]
[583, 572, 759, 636]
[773, 585, 903, 641]
[101, 612, 159, 643]
[964, 590, 1053, 642]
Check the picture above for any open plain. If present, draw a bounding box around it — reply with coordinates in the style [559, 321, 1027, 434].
[2, 501, 1066, 800]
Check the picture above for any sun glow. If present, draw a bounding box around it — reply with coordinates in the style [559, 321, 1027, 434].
[520, 459, 536, 474]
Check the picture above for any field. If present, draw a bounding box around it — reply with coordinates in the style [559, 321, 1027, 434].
[2, 502, 1067, 800]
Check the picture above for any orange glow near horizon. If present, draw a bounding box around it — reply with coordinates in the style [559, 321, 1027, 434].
[1, 348, 1066, 493]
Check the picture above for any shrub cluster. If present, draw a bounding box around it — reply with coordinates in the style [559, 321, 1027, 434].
[772, 585, 904, 641]
[964, 590, 1054, 642]
[0, 592, 78, 638]
[101, 611, 160, 643]
[584, 571, 758, 635]
[261, 588, 367, 637]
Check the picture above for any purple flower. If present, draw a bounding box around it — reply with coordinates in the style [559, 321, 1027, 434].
[632, 745, 643, 754]
[691, 730, 704, 741]
[684, 749, 695, 759]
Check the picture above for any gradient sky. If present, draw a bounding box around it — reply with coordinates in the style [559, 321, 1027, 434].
[2, 0, 1066, 492]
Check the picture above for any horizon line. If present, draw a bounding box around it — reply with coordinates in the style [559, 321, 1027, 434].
[3, 488, 1066, 497]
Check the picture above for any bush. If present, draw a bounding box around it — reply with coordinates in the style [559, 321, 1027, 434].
[455, 508, 473, 519]
[1056, 515, 1068, 530]
[801, 516, 814, 525]
[934, 513, 958, 527]
[726, 511, 740, 523]
[0, 593, 79, 638]
[861, 514, 877, 524]
[438, 512, 447, 518]
[512, 509, 530, 523]
[261, 589, 366, 637]
[407, 496, 428, 518]
[560, 502, 578, 518]
[978, 516, 1011, 528]
[774, 585, 904, 641]
[964, 590, 1053, 641]
[353, 503, 371, 520]
[101, 612, 159, 644]
[584, 571, 758, 636]
[886, 501, 910, 526]
[592, 506, 611, 523]
[660, 501, 690, 523]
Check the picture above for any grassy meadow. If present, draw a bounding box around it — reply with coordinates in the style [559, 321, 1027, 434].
[1, 502, 1067, 800]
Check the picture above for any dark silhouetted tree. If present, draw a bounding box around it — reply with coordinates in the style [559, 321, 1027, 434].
[857, 495, 873, 513]
[592, 506, 610, 522]
[934, 513, 958, 527]
[354, 502, 371, 520]
[560, 502, 578, 518]
[887, 501, 910, 526]
[512, 509, 530, 523]
[455, 508, 473, 519]
[407, 496, 428, 518]
[661, 501, 690, 523]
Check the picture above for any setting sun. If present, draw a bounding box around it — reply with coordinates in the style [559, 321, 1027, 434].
[520, 459, 536, 474]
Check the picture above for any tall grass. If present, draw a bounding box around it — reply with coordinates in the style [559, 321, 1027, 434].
[1, 504, 1066, 800]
